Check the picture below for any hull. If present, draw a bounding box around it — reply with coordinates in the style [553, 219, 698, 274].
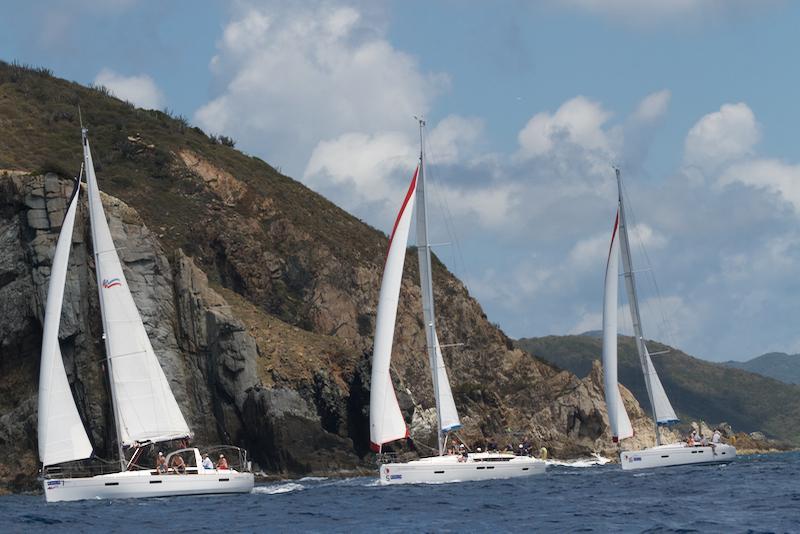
[43, 469, 254, 502]
[620, 443, 736, 471]
[379, 453, 546, 485]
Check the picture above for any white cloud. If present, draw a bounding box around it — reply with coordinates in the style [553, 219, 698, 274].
[718, 159, 800, 214]
[93, 68, 165, 110]
[683, 102, 760, 174]
[516, 96, 614, 160]
[632, 90, 671, 123]
[303, 131, 415, 204]
[195, 2, 448, 175]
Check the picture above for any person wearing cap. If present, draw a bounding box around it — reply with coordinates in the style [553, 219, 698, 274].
[217, 454, 229, 470]
[202, 453, 214, 470]
[156, 452, 167, 474]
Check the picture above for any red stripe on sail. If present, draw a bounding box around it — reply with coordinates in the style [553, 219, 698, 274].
[605, 209, 619, 267]
[385, 166, 419, 262]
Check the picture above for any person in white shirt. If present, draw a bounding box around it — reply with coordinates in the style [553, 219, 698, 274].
[202, 453, 214, 470]
[712, 430, 721, 444]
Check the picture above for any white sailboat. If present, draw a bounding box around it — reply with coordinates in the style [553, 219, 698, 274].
[39, 126, 254, 502]
[601, 168, 735, 470]
[370, 119, 545, 485]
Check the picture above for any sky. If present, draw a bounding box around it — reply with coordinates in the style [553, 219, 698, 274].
[3, 0, 800, 362]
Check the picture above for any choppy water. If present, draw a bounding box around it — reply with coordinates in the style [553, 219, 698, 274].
[3, 452, 798, 532]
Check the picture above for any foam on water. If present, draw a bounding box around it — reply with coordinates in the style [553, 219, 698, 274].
[252, 482, 305, 495]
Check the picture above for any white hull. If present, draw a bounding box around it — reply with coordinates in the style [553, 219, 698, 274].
[43, 469, 254, 502]
[379, 453, 546, 485]
[620, 443, 736, 470]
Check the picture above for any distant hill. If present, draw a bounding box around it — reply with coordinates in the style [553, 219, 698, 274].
[515, 334, 800, 445]
[724, 352, 800, 385]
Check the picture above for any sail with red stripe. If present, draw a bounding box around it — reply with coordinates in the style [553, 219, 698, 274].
[369, 167, 417, 451]
[602, 209, 634, 442]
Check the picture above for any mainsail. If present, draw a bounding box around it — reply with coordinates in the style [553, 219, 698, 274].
[615, 169, 678, 440]
[82, 129, 191, 447]
[38, 174, 93, 467]
[415, 133, 460, 444]
[601, 210, 634, 442]
[369, 167, 417, 451]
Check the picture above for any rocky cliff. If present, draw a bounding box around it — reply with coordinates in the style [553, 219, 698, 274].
[0, 61, 656, 493]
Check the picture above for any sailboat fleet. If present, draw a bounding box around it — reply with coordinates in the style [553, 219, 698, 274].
[34, 117, 738, 502]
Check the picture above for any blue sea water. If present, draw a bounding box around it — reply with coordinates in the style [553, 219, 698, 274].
[2, 452, 798, 533]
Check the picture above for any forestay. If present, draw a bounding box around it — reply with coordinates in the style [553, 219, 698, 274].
[83, 130, 191, 446]
[38, 175, 93, 466]
[601, 209, 633, 441]
[369, 167, 417, 451]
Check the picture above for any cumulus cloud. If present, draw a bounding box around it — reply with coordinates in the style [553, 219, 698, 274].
[195, 2, 448, 174]
[93, 68, 165, 110]
[718, 159, 800, 214]
[683, 102, 760, 174]
[516, 95, 614, 160]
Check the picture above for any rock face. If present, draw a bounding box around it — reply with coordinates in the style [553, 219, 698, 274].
[0, 63, 660, 494]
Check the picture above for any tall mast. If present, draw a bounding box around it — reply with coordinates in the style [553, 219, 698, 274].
[414, 117, 445, 455]
[615, 168, 661, 446]
[82, 126, 127, 470]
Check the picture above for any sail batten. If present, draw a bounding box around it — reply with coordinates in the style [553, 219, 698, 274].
[38, 175, 93, 467]
[83, 130, 191, 448]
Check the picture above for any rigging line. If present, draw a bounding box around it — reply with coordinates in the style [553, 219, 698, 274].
[618, 173, 677, 350]
[420, 131, 476, 302]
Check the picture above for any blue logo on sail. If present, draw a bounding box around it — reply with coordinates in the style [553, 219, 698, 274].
[102, 278, 121, 289]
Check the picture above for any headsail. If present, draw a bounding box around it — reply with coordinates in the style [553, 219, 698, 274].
[82, 129, 191, 447]
[369, 167, 417, 452]
[615, 168, 678, 442]
[415, 135, 460, 444]
[601, 209, 633, 442]
[38, 174, 93, 467]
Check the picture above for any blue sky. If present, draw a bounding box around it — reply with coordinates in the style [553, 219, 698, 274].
[4, 0, 800, 362]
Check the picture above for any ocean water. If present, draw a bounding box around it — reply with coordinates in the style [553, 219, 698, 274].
[2, 452, 798, 533]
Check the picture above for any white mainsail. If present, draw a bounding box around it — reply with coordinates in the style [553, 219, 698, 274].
[601, 209, 633, 442]
[415, 146, 460, 439]
[82, 130, 190, 447]
[369, 167, 417, 451]
[38, 175, 94, 467]
[615, 169, 678, 439]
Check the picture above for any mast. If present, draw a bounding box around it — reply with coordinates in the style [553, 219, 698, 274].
[82, 126, 126, 471]
[615, 168, 661, 446]
[414, 118, 445, 456]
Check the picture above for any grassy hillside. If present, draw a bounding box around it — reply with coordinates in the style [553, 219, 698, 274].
[516, 334, 800, 445]
[725, 352, 800, 385]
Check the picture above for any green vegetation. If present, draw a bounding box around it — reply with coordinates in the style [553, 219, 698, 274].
[724, 352, 800, 385]
[515, 334, 800, 445]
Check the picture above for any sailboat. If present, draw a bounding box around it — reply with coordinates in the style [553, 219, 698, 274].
[38, 126, 254, 502]
[601, 168, 736, 470]
[369, 119, 546, 485]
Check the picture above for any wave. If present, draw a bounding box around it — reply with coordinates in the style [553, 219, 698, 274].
[252, 482, 305, 495]
[545, 453, 612, 468]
